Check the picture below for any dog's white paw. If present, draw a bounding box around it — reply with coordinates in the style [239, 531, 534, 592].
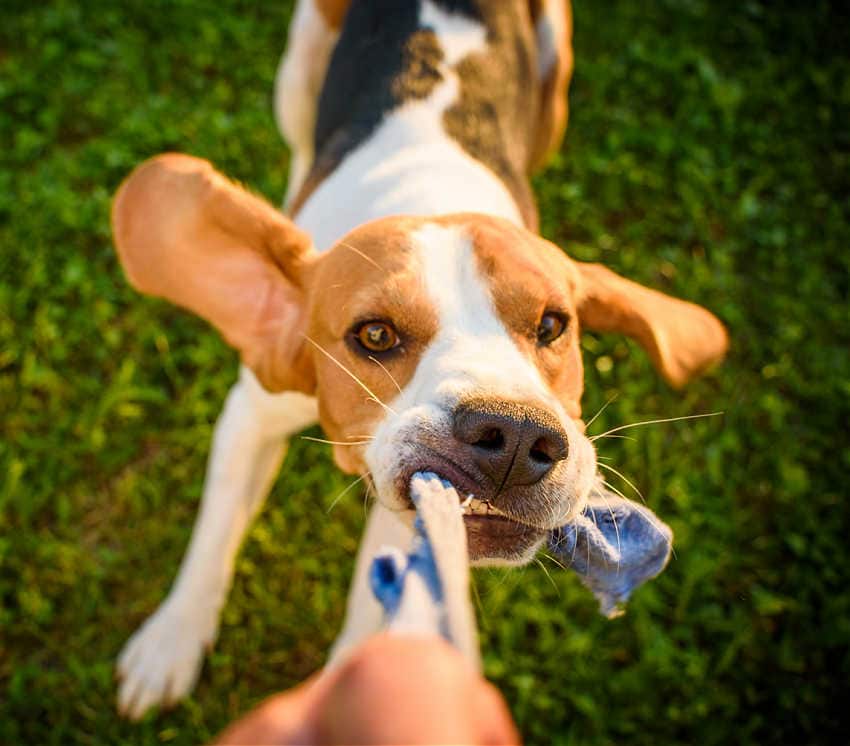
[116, 600, 218, 720]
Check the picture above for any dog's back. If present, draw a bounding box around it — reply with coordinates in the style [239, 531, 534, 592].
[283, 0, 573, 247]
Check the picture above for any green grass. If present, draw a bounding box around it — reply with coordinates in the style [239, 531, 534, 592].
[2, 1, 848, 744]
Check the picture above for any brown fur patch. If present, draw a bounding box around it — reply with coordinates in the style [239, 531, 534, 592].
[315, 0, 351, 29]
[301, 218, 440, 471]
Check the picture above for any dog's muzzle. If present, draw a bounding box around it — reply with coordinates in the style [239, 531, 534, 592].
[390, 397, 576, 564]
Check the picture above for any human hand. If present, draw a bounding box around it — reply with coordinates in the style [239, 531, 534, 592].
[214, 633, 520, 745]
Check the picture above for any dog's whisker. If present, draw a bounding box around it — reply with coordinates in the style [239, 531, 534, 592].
[368, 355, 403, 395]
[569, 528, 579, 567]
[362, 474, 375, 518]
[326, 475, 366, 514]
[470, 573, 485, 623]
[582, 497, 601, 570]
[301, 435, 373, 446]
[540, 551, 568, 572]
[587, 499, 600, 529]
[601, 478, 673, 557]
[337, 240, 385, 272]
[303, 335, 397, 415]
[484, 564, 521, 600]
[590, 411, 723, 441]
[534, 557, 560, 595]
[584, 392, 619, 431]
[600, 478, 628, 504]
[597, 461, 644, 503]
[363, 395, 391, 411]
[595, 488, 622, 573]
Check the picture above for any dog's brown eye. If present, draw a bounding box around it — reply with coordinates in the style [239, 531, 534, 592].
[355, 321, 399, 352]
[537, 312, 567, 345]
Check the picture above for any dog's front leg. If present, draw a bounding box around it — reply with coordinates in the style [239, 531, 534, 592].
[327, 503, 415, 666]
[116, 366, 317, 720]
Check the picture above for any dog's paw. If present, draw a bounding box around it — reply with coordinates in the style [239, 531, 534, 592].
[116, 600, 218, 720]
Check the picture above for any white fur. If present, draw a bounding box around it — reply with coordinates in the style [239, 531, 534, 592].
[116, 367, 317, 719]
[410, 223, 555, 403]
[420, 0, 487, 66]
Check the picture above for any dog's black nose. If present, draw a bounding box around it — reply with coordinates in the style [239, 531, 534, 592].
[452, 399, 568, 491]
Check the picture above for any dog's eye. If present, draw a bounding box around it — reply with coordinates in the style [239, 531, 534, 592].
[537, 312, 567, 345]
[355, 321, 400, 352]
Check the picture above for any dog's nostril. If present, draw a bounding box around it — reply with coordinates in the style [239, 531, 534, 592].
[475, 428, 504, 451]
[529, 437, 554, 464]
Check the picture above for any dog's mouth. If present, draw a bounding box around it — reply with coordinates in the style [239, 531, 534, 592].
[396, 454, 548, 563]
[460, 510, 546, 563]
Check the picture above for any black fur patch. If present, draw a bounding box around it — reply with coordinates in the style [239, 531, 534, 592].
[292, 0, 541, 228]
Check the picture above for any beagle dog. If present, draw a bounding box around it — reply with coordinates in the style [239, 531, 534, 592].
[112, 0, 728, 720]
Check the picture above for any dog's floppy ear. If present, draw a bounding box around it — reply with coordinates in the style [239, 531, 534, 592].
[574, 261, 728, 388]
[112, 153, 316, 394]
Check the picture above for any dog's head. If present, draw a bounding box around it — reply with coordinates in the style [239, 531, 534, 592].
[113, 154, 727, 565]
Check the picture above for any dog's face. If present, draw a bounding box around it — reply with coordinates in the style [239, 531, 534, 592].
[305, 215, 594, 564]
[113, 155, 728, 565]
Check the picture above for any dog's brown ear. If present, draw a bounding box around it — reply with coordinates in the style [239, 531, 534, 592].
[112, 153, 316, 394]
[575, 261, 728, 388]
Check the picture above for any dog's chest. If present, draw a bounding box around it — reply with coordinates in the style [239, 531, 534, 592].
[292, 0, 540, 249]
